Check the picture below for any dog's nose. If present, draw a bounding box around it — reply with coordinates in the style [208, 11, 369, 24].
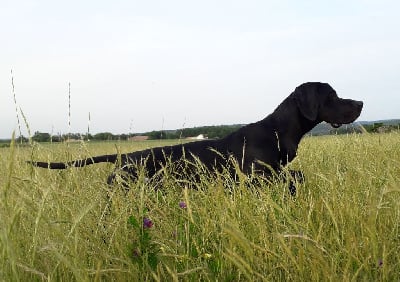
[355, 101, 363, 110]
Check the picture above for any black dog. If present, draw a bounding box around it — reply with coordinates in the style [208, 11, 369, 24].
[30, 82, 363, 195]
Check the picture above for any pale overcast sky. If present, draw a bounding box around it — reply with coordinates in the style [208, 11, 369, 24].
[1, 0, 399, 138]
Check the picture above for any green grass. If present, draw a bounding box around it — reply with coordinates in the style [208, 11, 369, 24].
[1, 133, 399, 281]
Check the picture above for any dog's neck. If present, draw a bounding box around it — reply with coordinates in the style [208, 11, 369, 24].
[272, 96, 320, 140]
[265, 96, 320, 164]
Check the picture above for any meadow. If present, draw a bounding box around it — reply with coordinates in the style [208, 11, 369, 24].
[0, 133, 399, 281]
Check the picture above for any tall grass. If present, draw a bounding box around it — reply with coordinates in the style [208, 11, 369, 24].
[0, 133, 399, 280]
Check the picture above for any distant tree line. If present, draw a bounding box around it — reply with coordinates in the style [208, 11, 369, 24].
[317, 122, 400, 135]
[362, 123, 400, 133]
[6, 125, 244, 143]
[28, 132, 131, 142]
[2, 123, 398, 145]
[146, 125, 243, 140]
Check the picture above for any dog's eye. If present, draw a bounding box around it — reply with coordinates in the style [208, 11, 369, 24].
[323, 95, 337, 107]
[327, 91, 338, 100]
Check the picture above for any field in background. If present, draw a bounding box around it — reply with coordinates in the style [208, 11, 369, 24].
[0, 133, 399, 280]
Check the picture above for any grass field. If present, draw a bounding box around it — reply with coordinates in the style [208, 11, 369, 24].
[1, 133, 399, 281]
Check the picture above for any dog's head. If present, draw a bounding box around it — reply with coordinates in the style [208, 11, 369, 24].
[294, 82, 363, 128]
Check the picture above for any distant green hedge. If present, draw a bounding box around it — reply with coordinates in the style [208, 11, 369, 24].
[146, 125, 243, 140]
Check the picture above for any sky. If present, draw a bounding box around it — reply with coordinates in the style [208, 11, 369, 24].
[1, 0, 399, 138]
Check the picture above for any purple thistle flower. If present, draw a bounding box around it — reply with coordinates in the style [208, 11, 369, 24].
[378, 259, 383, 267]
[179, 201, 187, 209]
[133, 248, 141, 257]
[143, 217, 153, 228]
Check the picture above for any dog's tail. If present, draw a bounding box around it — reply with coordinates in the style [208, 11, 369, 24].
[28, 154, 118, 169]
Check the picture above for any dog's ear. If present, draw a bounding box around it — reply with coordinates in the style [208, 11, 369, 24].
[294, 83, 319, 121]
